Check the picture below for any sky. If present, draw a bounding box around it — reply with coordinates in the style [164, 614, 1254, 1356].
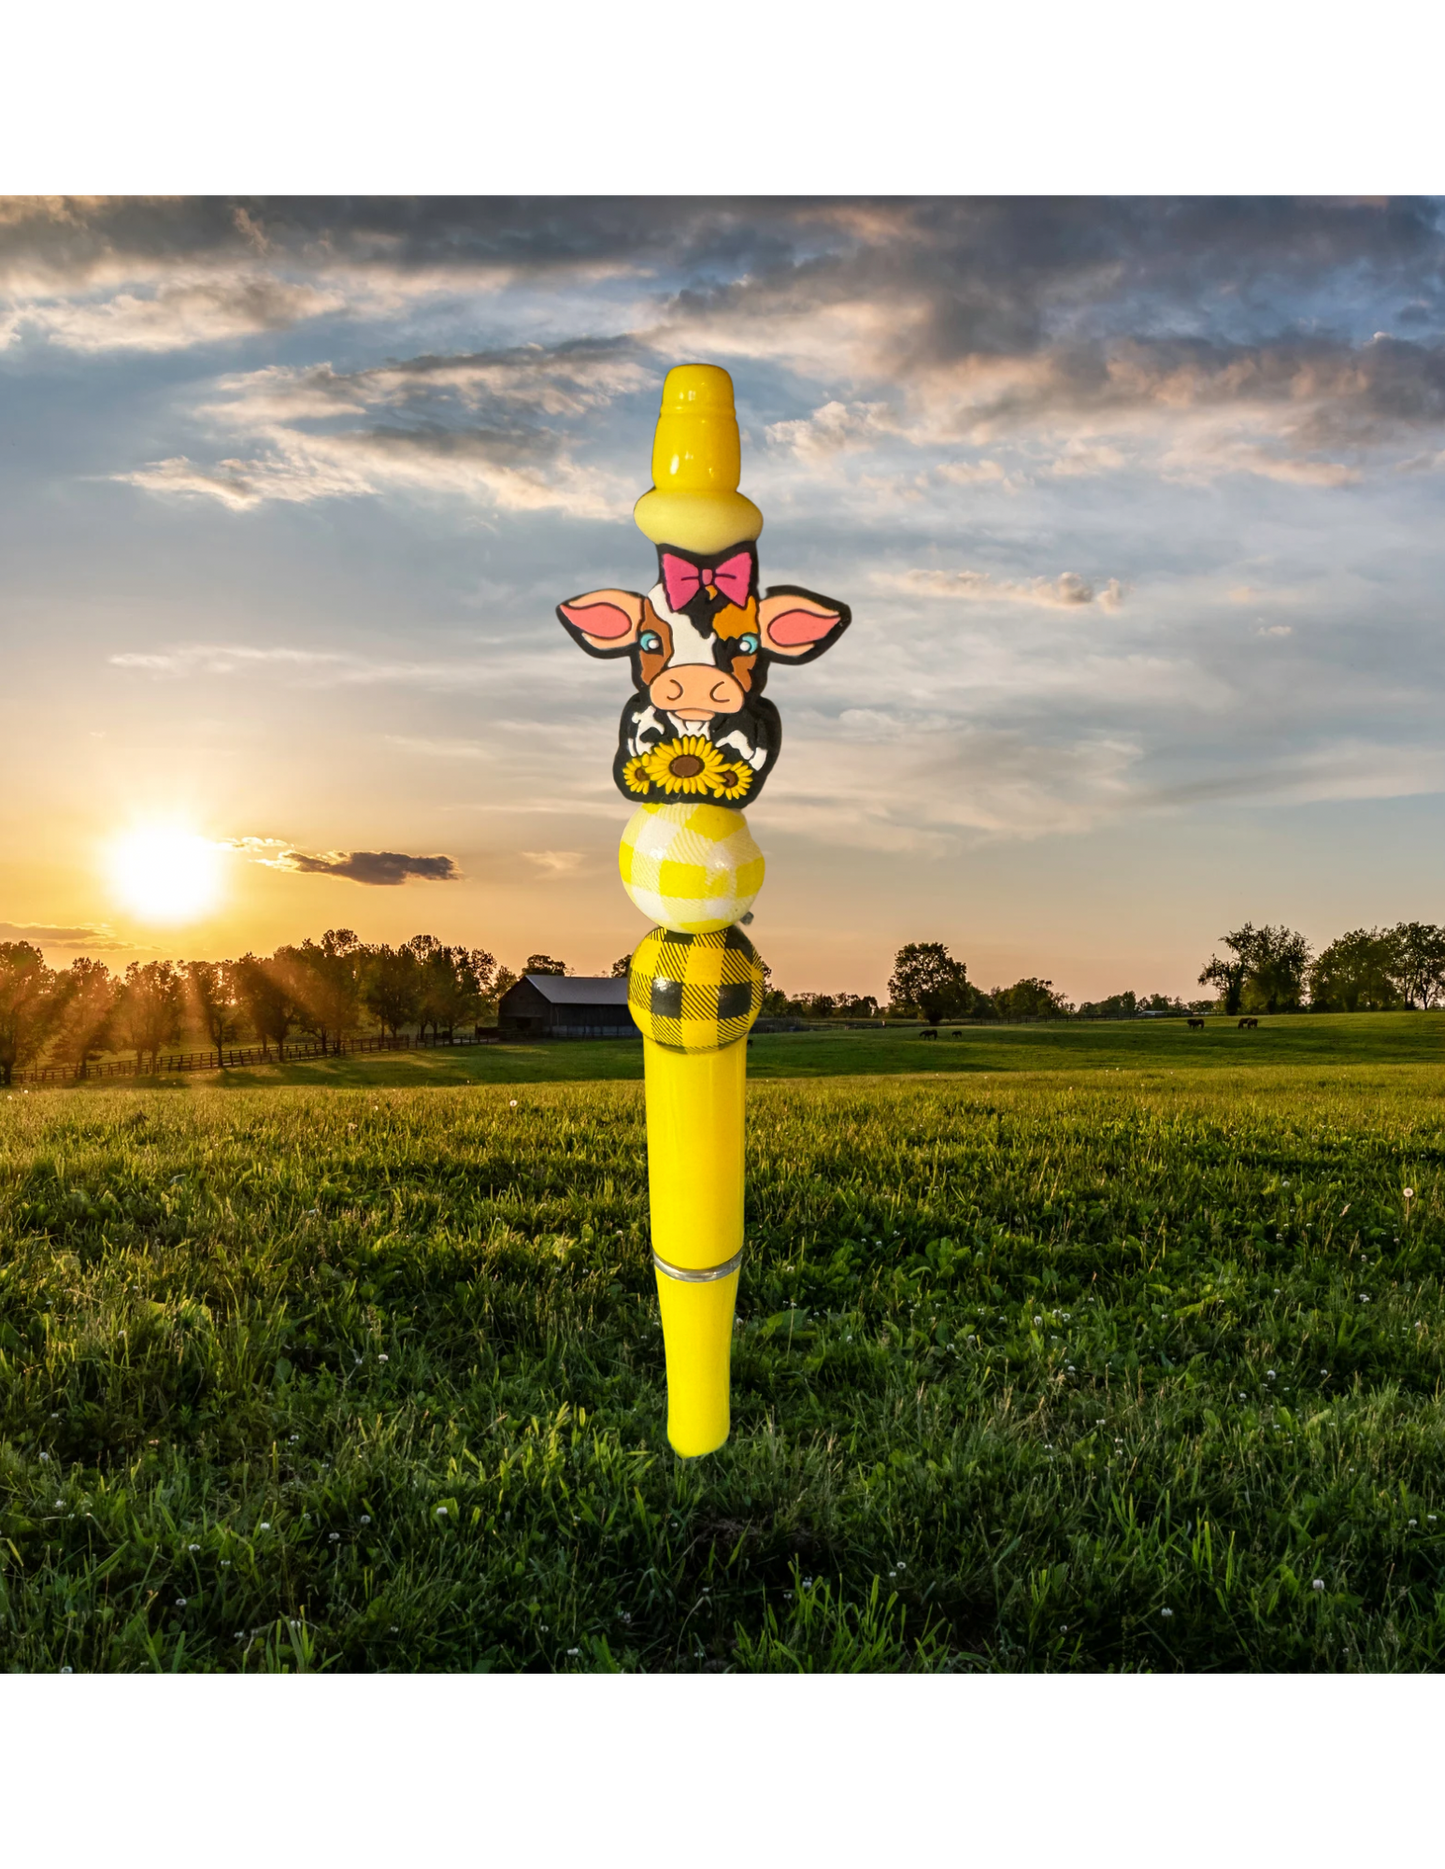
[3, 194, 1445, 1004]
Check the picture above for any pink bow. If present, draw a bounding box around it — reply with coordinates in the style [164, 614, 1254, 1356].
[661, 549, 752, 612]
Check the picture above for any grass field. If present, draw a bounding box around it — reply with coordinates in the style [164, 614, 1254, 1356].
[53, 1008, 1445, 1091]
[4, 1019, 1445, 1671]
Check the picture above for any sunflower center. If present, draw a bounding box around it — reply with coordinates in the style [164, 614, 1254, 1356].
[669, 754, 705, 777]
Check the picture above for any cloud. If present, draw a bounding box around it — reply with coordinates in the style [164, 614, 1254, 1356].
[893, 567, 1126, 609]
[111, 645, 347, 676]
[17, 275, 349, 353]
[522, 850, 585, 876]
[10, 197, 1435, 502]
[270, 850, 462, 886]
[113, 338, 649, 513]
[0, 921, 131, 950]
[763, 724, 1147, 848]
[383, 735, 491, 760]
[109, 641, 563, 698]
[1143, 740, 1445, 810]
[934, 458, 1011, 486]
[765, 400, 899, 458]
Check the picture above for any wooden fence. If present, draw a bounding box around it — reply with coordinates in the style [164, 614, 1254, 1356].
[11, 1029, 501, 1089]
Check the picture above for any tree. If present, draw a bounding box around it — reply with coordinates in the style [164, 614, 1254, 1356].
[1390, 922, 1445, 1009]
[525, 953, 568, 976]
[362, 943, 422, 1040]
[115, 960, 183, 1072]
[610, 955, 632, 978]
[1199, 923, 1311, 1015]
[186, 959, 242, 1063]
[481, 966, 518, 1023]
[1308, 928, 1402, 1012]
[1078, 990, 1139, 1020]
[424, 944, 495, 1041]
[0, 942, 63, 1086]
[51, 957, 117, 1076]
[1199, 929, 1252, 1014]
[232, 953, 298, 1058]
[1242, 926, 1311, 1014]
[280, 929, 364, 1055]
[993, 977, 1072, 1020]
[887, 942, 970, 1026]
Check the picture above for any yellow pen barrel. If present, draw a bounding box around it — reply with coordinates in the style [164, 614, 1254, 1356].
[644, 1035, 746, 1457]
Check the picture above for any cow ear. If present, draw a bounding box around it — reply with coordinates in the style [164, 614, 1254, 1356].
[557, 590, 646, 656]
[758, 587, 851, 661]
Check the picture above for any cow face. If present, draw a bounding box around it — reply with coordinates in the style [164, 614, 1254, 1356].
[558, 544, 851, 727]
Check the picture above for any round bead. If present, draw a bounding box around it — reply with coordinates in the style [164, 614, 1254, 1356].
[618, 801, 764, 934]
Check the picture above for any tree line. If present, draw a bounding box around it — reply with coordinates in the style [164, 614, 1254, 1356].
[0, 931, 552, 1087]
[6, 917, 1443, 1083]
[1197, 921, 1445, 1014]
[876, 924, 1445, 1026]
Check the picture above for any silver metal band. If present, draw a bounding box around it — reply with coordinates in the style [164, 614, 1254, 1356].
[652, 1248, 743, 1284]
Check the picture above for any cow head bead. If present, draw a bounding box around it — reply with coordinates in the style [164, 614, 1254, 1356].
[555, 365, 852, 810]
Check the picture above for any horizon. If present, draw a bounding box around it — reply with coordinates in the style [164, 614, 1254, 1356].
[4, 196, 1445, 1003]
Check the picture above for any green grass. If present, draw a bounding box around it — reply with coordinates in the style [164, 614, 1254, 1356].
[57, 1008, 1445, 1092]
[3, 1048, 1445, 1671]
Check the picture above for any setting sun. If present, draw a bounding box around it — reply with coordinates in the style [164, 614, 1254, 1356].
[108, 826, 223, 924]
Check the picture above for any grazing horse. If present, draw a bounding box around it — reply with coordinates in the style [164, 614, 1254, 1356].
[1187, 1017, 1205, 1030]
[921, 1028, 938, 1040]
[1238, 1016, 1259, 1030]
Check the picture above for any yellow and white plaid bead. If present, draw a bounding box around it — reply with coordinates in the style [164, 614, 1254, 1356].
[628, 925, 765, 1053]
[618, 801, 765, 934]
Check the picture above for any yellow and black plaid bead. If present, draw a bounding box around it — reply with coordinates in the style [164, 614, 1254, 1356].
[628, 925, 764, 1054]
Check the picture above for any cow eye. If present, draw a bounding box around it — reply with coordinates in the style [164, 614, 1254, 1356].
[639, 630, 662, 653]
[737, 633, 759, 655]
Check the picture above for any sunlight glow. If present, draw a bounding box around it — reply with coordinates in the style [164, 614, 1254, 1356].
[108, 827, 222, 924]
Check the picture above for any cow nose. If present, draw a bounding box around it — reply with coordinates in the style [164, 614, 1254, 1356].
[650, 664, 745, 716]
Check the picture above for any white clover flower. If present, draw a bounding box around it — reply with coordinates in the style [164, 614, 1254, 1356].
[378, 1353, 389, 1362]
[258, 1522, 271, 1532]
[1160, 1607, 1173, 1618]
[188, 1542, 200, 1551]
[435, 1505, 448, 1516]
[176, 1597, 187, 1607]
[329, 1532, 340, 1542]
[1313, 1579, 1325, 1591]
[360, 1515, 372, 1525]
[1404, 1188, 1414, 1199]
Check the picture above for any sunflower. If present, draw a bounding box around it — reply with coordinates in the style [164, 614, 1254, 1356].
[639, 734, 731, 797]
[707, 757, 754, 800]
[622, 753, 652, 794]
